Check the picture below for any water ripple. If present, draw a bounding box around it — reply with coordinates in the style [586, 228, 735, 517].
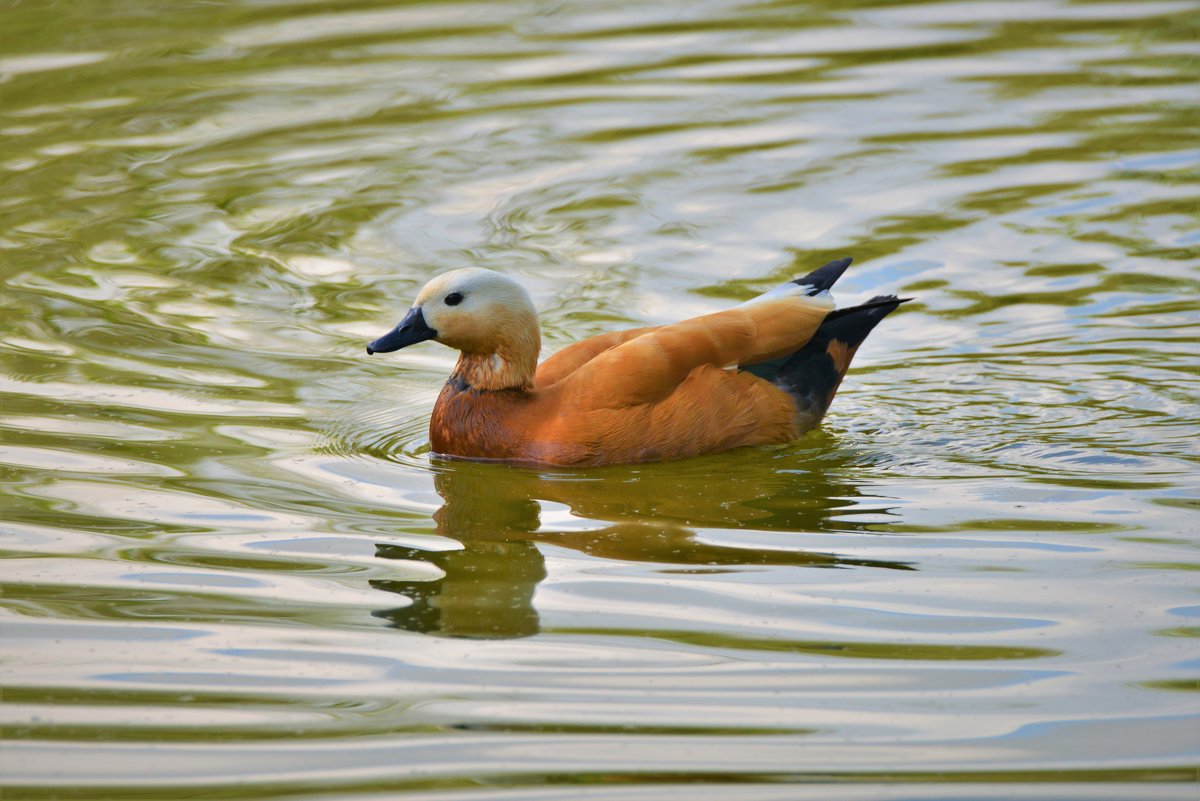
[1, 0, 1197, 796]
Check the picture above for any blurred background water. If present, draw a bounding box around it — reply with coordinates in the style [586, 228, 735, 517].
[1, 0, 1197, 798]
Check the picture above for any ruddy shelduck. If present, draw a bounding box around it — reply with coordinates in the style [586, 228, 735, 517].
[367, 258, 906, 466]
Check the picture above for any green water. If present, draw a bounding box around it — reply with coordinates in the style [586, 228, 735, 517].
[1, 0, 1197, 798]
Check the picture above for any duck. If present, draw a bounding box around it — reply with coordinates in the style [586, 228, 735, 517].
[366, 257, 907, 466]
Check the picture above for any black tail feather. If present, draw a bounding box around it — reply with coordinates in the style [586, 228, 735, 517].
[822, 295, 913, 326]
[791, 256, 853, 295]
[772, 296, 908, 422]
[740, 296, 910, 383]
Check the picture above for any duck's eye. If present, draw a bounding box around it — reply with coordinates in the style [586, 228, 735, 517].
[444, 292, 464, 306]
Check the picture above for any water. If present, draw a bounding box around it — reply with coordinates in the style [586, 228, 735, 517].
[1, 0, 1197, 798]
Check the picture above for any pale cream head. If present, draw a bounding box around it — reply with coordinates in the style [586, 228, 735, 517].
[413, 267, 540, 356]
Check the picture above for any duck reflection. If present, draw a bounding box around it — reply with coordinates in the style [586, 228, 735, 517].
[372, 449, 911, 639]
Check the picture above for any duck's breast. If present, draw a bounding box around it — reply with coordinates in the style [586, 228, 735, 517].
[430, 383, 591, 464]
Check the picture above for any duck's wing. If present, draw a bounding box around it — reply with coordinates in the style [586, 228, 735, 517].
[558, 295, 832, 409]
[535, 326, 658, 388]
[538, 258, 852, 391]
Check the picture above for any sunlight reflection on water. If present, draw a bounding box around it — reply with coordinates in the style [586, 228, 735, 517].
[1, 0, 1197, 797]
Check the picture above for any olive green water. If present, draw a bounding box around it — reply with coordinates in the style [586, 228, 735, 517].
[1, 0, 1198, 798]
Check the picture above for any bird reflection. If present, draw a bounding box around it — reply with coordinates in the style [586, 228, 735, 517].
[372, 447, 911, 639]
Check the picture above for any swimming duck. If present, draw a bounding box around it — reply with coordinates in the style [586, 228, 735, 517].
[367, 258, 906, 466]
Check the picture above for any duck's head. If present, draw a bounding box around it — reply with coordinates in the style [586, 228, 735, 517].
[367, 268, 541, 389]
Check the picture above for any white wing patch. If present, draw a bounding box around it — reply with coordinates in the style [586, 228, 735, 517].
[738, 281, 836, 309]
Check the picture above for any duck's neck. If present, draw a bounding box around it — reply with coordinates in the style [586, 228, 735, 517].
[451, 342, 538, 392]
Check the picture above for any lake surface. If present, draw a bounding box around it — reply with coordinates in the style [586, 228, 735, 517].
[1, 0, 1197, 798]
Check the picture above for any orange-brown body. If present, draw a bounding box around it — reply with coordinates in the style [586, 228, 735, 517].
[430, 299, 830, 466]
[367, 262, 901, 467]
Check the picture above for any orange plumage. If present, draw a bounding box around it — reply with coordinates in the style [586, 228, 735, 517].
[367, 258, 906, 466]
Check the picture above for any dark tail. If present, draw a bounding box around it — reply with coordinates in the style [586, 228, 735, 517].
[773, 295, 910, 423]
[791, 256, 854, 295]
[739, 257, 859, 382]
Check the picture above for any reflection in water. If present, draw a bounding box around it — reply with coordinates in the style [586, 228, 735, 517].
[373, 540, 546, 638]
[373, 458, 912, 638]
